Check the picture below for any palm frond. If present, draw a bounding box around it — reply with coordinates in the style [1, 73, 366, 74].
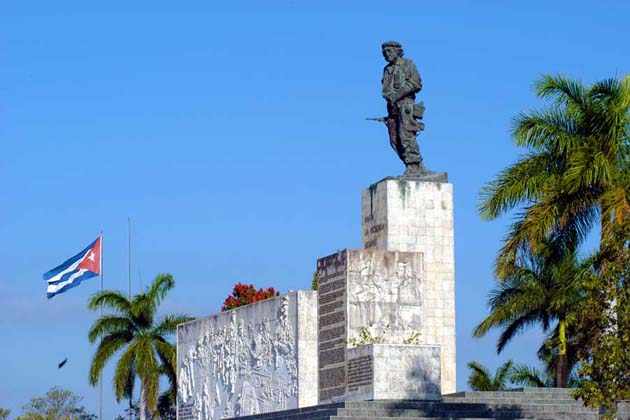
[147, 273, 175, 305]
[512, 108, 579, 151]
[479, 152, 556, 221]
[151, 315, 194, 338]
[89, 332, 132, 385]
[88, 316, 135, 343]
[135, 336, 160, 412]
[89, 291, 131, 314]
[154, 340, 177, 388]
[467, 361, 493, 391]
[493, 360, 514, 390]
[534, 75, 587, 110]
[114, 342, 137, 402]
[496, 313, 544, 354]
[510, 364, 551, 387]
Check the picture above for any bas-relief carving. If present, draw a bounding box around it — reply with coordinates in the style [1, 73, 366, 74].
[178, 295, 298, 419]
[347, 251, 423, 345]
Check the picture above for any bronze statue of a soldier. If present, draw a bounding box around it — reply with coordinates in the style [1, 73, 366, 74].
[376, 41, 436, 178]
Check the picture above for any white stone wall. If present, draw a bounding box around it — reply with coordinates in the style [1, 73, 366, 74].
[361, 179, 456, 394]
[346, 344, 441, 401]
[177, 291, 318, 420]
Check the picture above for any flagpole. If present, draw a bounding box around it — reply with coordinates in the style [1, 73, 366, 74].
[128, 219, 131, 420]
[128, 218, 131, 299]
[99, 231, 103, 420]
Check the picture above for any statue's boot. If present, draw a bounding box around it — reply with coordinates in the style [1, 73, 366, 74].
[403, 163, 424, 177]
[403, 162, 440, 178]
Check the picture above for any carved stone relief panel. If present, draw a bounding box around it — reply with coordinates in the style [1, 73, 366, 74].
[177, 294, 300, 419]
[346, 250, 423, 345]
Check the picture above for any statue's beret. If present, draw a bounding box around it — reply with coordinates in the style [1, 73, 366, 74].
[382, 41, 402, 49]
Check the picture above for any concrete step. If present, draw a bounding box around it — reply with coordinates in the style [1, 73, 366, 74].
[442, 388, 577, 401]
[224, 390, 599, 420]
[332, 417, 531, 420]
[336, 401, 598, 419]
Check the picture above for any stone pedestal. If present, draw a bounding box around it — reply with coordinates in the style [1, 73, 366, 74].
[362, 178, 456, 394]
[346, 344, 441, 401]
[177, 291, 318, 419]
[316, 178, 455, 404]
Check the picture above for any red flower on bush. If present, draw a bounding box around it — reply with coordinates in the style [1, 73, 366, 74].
[221, 283, 280, 311]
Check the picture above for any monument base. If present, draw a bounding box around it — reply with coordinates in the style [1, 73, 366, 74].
[346, 344, 441, 402]
[361, 178, 456, 394]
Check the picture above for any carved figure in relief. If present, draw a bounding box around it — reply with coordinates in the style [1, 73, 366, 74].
[274, 297, 294, 367]
[354, 264, 375, 301]
[201, 382, 211, 420]
[249, 324, 269, 370]
[236, 380, 260, 416]
[179, 347, 196, 403]
[397, 261, 420, 304]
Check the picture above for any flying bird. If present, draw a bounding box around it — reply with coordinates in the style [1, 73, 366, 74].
[58, 358, 68, 369]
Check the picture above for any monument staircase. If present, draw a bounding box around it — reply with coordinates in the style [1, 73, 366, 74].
[227, 388, 599, 420]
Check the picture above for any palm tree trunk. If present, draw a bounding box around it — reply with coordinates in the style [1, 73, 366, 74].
[140, 381, 149, 420]
[557, 317, 568, 388]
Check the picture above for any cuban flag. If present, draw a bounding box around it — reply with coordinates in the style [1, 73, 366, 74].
[44, 236, 101, 299]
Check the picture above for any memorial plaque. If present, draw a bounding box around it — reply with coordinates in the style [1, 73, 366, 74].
[347, 354, 373, 392]
[317, 250, 348, 403]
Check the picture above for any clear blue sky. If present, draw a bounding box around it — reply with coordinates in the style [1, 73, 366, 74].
[1, 1, 629, 417]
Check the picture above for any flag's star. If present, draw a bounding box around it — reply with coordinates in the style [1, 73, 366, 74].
[88, 251, 95, 262]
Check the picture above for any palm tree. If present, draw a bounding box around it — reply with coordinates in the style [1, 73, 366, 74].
[467, 360, 514, 391]
[0, 409, 10, 420]
[88, 273, 192, 420]
[479, 75, 630, 277]
[473, 238, 584, 387]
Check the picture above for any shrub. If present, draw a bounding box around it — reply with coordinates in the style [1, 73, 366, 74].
[221, 283, 280, 311]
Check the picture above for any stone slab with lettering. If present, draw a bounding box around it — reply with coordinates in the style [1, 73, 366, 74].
[361, 178, 456, 393]
[346, 344, 441, 401]
[317, 249, 425, 403]
[177, 291, 318, 420]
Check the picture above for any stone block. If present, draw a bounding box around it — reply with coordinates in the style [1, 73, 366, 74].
[317, 249, 429, 403]
[177, 291, 318, 419]
[346, 344, 441, 401]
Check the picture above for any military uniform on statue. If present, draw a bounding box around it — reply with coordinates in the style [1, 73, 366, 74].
[378, 41, 447, 181]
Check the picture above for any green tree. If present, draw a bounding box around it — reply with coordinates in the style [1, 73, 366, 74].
[479, 76, 630, 277]
[88, 273, 192, 420]
[0, 409, 10, 420]
[473, 238, 584, 387]
[467, 360, 513, 391]
[16, 386, 95, 420]
[478, 74, 630, 390]
[573, 226, 630, 418]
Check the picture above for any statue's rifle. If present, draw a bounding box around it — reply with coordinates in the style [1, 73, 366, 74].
[366, 117, 388, 123]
